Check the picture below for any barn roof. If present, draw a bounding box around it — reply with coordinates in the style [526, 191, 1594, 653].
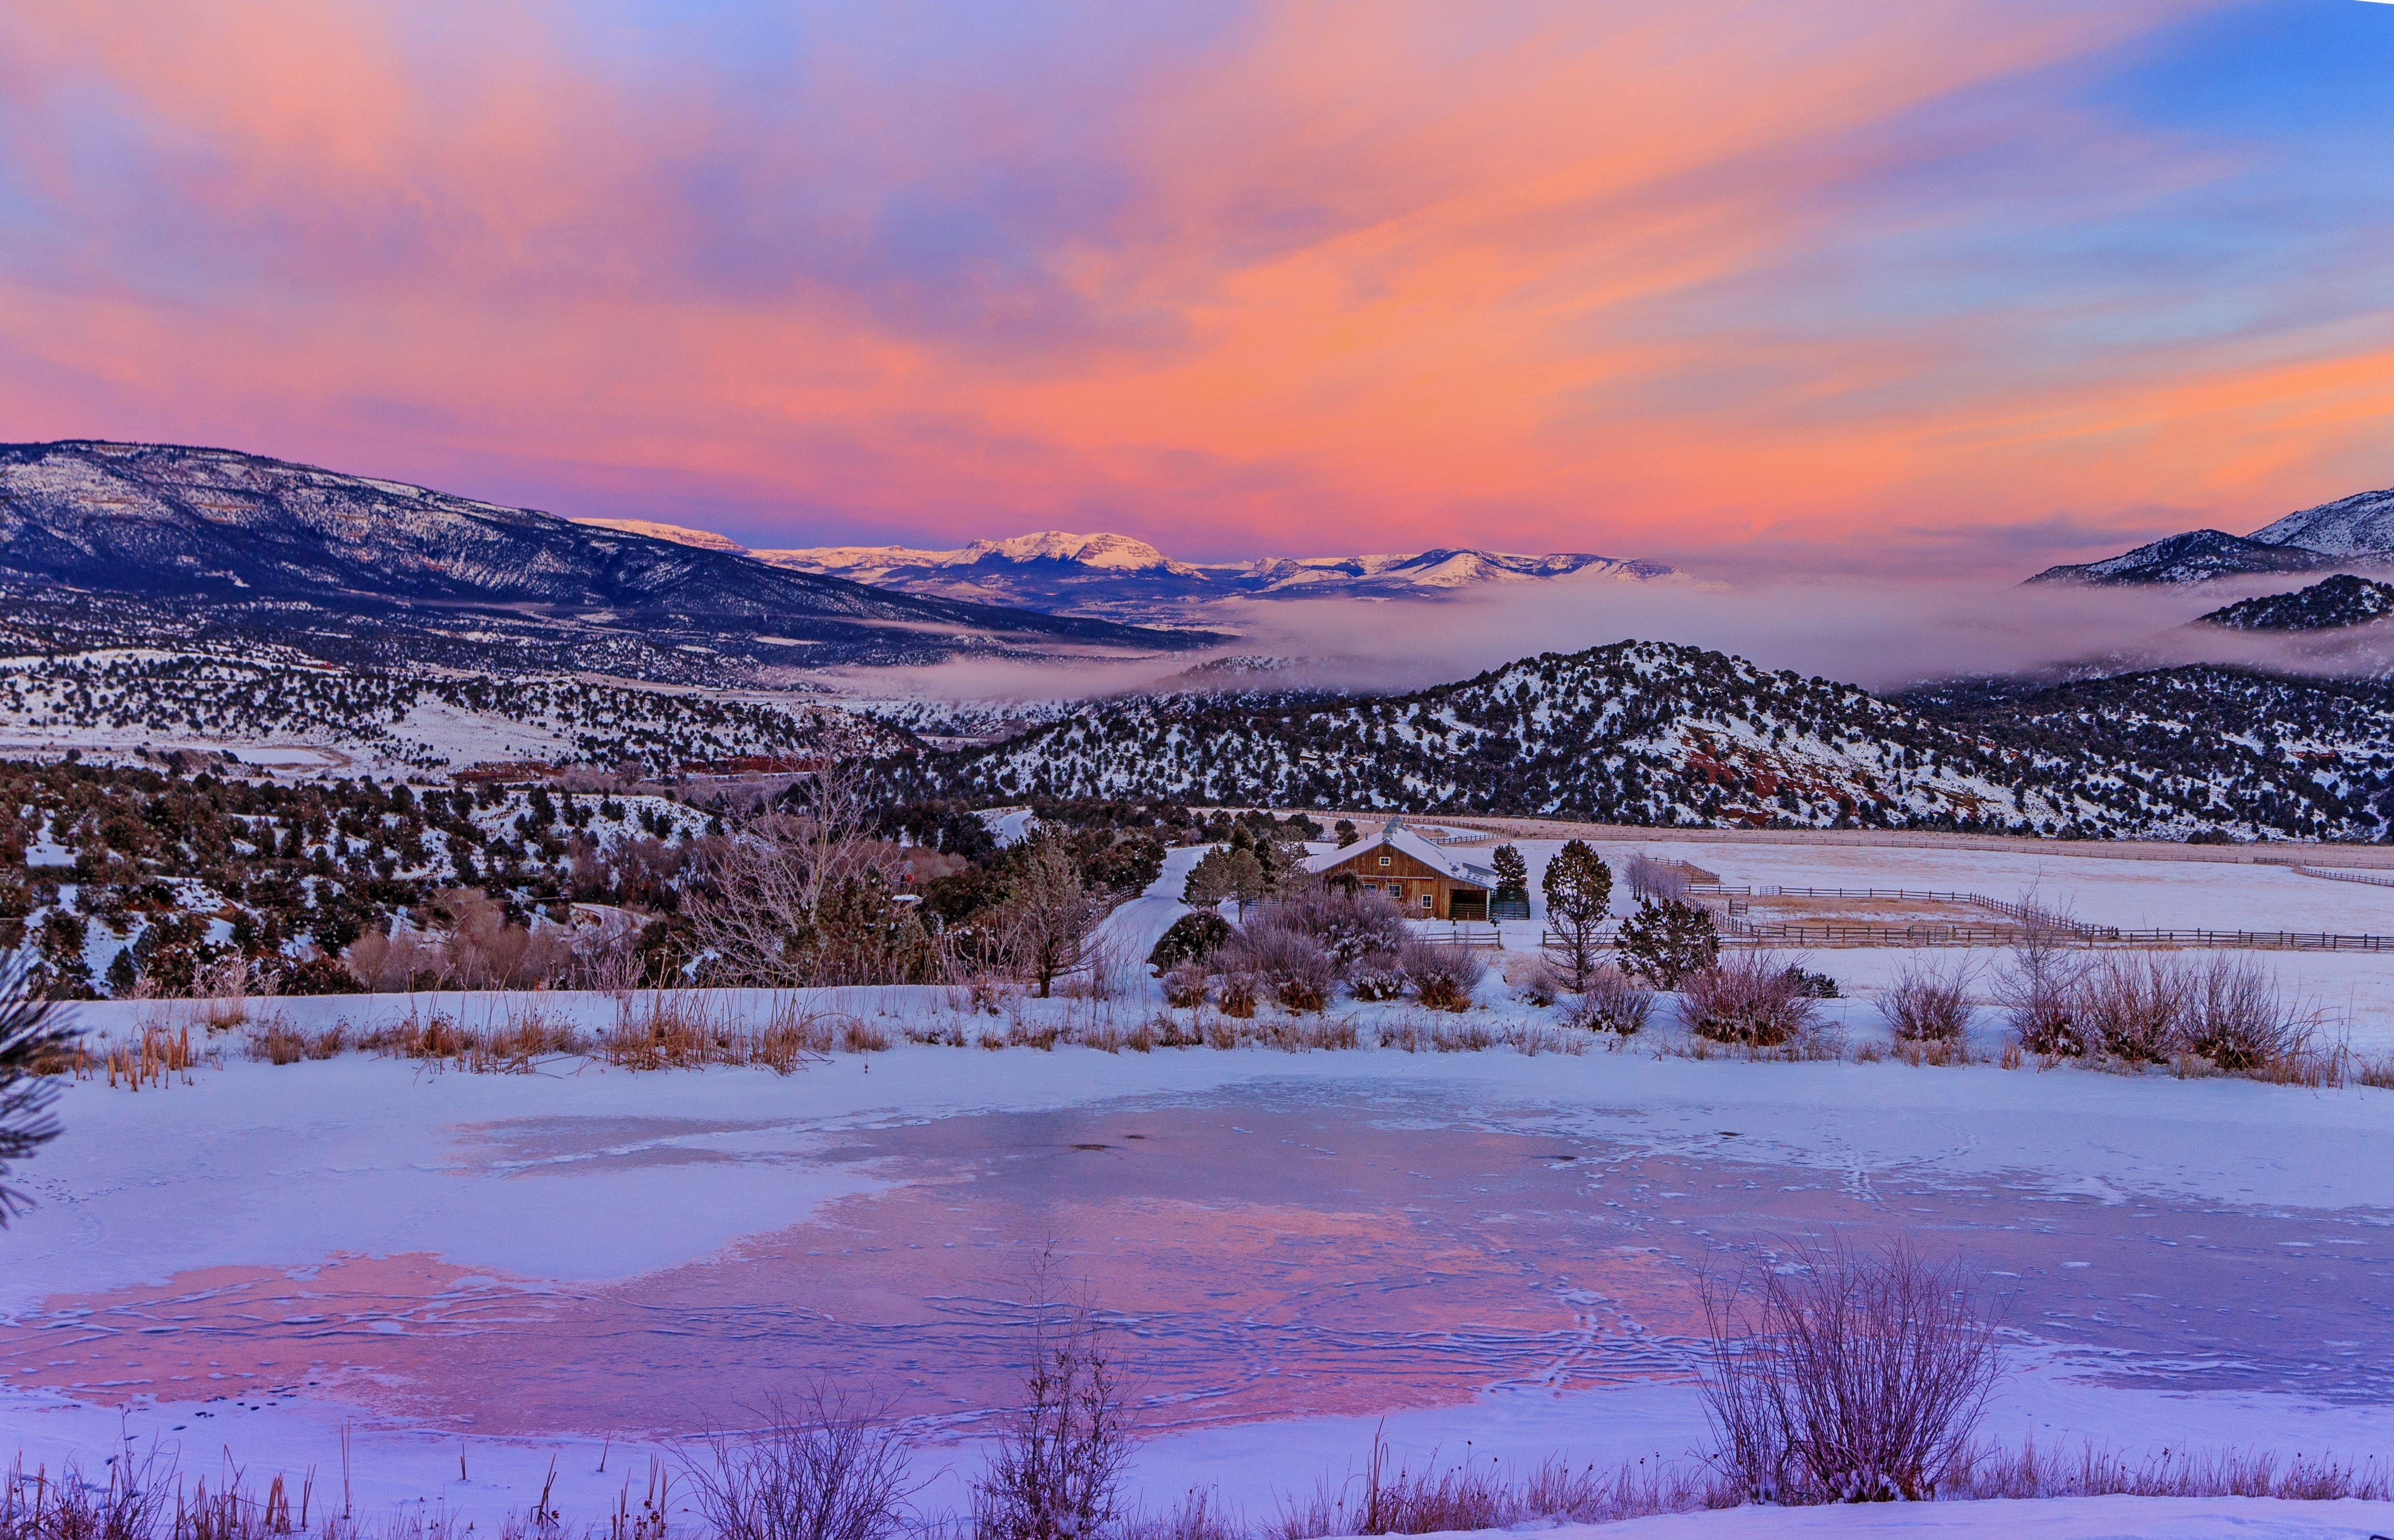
[1302, 817, 1496, 888]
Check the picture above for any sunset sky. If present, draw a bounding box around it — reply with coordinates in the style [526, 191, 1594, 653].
[2, 0, 2390, 575]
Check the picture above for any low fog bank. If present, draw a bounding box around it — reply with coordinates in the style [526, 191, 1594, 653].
[827, 570, 2386, 708]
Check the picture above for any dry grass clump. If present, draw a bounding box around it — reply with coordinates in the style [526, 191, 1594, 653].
[1398, 939, 1485, 1013]
[1700, 1239, 2002, 1504]
[1215, 974, 1259, 1020]
[598, 995, 830, 1074]
[1502, 1024, 1586, 1058]
[1274, 1428, 1734, 1537]
[1954, 1439, 2394, 1502]
[366, 1003, 585, 1074]
[81, 1023, 203, 1091]
[1877, 960, 1974, 1044]
[1376, 1014, 1497, 1053]
[245, 1019, 347, 1065]
[1679, 952, 1819, 1047]
[1562, 965, 1654, 1036]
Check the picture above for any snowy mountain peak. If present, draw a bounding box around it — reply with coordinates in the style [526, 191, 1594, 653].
[954, 530, 1193, 574]
[2248, 487, 2394, 558]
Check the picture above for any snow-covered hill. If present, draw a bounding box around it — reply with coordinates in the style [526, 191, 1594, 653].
[2197, 574, 2394, 632]
[0, 441, 1199, 672]
[911, 639, 2394, 840]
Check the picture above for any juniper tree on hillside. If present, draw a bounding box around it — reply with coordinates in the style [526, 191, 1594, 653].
[1541, 839, 1613, 990]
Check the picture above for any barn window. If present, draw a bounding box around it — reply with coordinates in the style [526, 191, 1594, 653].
[1378, 854, 1392, 867]
[1420, 894, 1433, 910]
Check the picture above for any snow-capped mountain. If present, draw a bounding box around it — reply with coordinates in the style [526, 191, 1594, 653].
[902, 639, 2394, 840]
[0, 441, 1204, 677]
[754, 530, 1671, 624]
[2029, 485, 2394, 585]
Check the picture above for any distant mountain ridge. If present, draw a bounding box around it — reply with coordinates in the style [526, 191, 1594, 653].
[0, 441, 1205, 681]
[556, 518, 1671, 626]
[2030, 485, 2394, 585]
[744, 530, 1672, 625]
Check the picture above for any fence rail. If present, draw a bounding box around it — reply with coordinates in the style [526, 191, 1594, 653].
[2292, 865, 2394, 891]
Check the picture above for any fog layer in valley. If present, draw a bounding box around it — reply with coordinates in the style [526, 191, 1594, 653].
[835, 569, 2382, 706]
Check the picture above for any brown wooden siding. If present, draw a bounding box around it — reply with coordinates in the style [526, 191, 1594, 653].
[1315, 844, 1488, 920]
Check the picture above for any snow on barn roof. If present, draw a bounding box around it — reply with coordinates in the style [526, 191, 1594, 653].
[1303, 816, 1497, 889]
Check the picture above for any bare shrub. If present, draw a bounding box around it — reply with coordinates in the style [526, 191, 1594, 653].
[1160, 961, 1210, 1010]
[1699, 1238, 2002, 1504]
[1398, 938, 1484, 1013]
[1345, 952, 1406, 1003]
[1993, 896, 2089, 1057]
[685, 1387, 914, 1540]
[1216, 973, 1258, 1020]
[1679, 952, 1818, 1047]
[1268, 886, 1409, 971]
[1505, 956, 1559, 1008]
[2183, 955, 2314, 1073]
[1562, 965, 1653, 1035]
[973, 1274, 1133, 1540]
[1877, 960, 1974, 1044]
[2073, 952, 2191, 1064]
[1223, 921, 1337, 1014]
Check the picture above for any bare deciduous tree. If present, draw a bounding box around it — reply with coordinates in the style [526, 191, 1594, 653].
[1003, 837, 1104, 999]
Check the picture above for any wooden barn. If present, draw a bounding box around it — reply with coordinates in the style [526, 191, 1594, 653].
[1302, 817, 1496, 921]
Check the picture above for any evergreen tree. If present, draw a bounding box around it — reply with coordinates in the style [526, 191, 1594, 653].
[1540, 839, 1613, 990]
[1491, 844, 1529, 901]
[1615, 898, 1720, 988]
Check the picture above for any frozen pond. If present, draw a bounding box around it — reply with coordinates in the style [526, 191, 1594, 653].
[8, 1077, 2390, 1443]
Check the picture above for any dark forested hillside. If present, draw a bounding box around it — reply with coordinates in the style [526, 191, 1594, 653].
[916, 640, 2394, 840]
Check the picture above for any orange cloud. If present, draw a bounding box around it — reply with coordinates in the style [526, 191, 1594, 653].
[2, 0, 2385, 574]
